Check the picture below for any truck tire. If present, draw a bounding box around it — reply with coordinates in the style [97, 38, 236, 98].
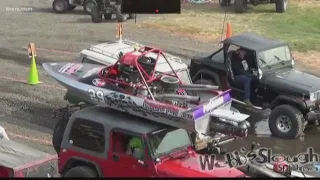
[275, 0, 288, 13]
[67, 5, 77, 11]
[234, 0, 248, 13]
[104, 13, 112, 20]
[83, 0, 97, 14]
[268, 104, 304, 139]
[52, 0, 68, 13]
[63, 166, 98, 177]
[91, 5, 102, 23]
[52, 117, 69, 154]
[219, 0, 231, 7]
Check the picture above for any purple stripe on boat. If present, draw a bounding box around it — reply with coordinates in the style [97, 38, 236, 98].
[193, 106, 204, 120]
[193, 92, 231, 120]
[223, 92, 231, 103]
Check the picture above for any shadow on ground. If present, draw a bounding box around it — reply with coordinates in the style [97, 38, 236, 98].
[72, 15, 138, 24]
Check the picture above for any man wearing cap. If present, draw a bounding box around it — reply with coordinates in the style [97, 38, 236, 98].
[126, 136, 144, 158]
[230, 48, 257, 107]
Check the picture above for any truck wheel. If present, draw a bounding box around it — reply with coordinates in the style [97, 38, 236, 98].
[63, 166, 97, 177]
[91, 5, 102, 23]
[83, 0, 97, 14]
[52, 117, 69, 154]
[128, 13, 135, 19]
[219, 0, 231, 7]
[67, 5, 77, 11]
[275, 0, 288, 13]
[269, 105, 305, 139]
[104, 13, 112, 20]
[234, 0, 248, 13]
[52, 0, 68, 13]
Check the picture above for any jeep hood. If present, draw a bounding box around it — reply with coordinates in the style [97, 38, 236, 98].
[262, 68, 320, 95]
[156, 154, 246, 177]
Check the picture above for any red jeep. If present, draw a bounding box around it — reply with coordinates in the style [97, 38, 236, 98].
[54, 105, 247, 177]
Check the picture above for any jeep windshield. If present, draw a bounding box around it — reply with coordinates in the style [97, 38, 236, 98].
[148, 128, 192, 158]
[257, 45, 292, 69]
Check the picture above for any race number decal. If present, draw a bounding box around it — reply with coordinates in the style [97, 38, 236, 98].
[88, 88, 105, 103]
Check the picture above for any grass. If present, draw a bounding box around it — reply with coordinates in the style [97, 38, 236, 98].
[139, 0, 320, 52]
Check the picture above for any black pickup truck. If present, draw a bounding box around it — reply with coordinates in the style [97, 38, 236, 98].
[189, 32, 320, 139]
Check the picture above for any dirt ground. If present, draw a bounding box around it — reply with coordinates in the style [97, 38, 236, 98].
[1, 0, 320, 162]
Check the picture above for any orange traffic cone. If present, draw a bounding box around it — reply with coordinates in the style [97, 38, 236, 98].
[226, 22, 232, 38]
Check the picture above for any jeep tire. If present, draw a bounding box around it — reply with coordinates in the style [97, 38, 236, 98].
[234, 0, 248, 13]
[275, 0, 288, 13]
[52, 0, 68, 13]
[63, 166, 98, 177]
[91, 5, 103, 23]
[219, 0, 231, 7]
[269, 104, 305, 139]
[83, 0, 97, 14]
[52, 117, 69, 154]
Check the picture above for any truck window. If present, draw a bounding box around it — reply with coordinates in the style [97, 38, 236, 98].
[69, 118, 105, 153]
[111, 131, 144, 159]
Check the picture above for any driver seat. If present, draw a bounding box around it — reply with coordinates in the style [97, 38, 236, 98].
[227, 51, 244, 90]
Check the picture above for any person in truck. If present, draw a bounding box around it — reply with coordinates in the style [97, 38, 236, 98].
[230, 47, 257, 107]
[126, 136, 143, 156]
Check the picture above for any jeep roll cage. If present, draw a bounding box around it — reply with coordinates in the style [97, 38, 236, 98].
[221, 33, 294, 74]
[222, 32, 288, 52]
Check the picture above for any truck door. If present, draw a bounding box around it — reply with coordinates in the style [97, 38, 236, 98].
[107, 129, 154, 177]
